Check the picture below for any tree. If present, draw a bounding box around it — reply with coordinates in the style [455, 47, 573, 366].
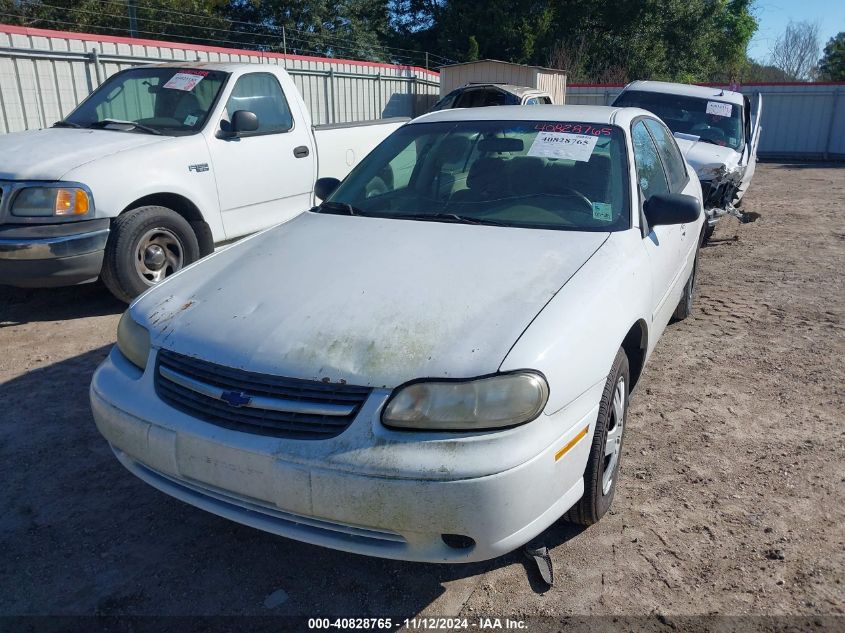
[466, 35, 479, 61]
[818, 32, 845, 81]
[543, 0, 757, 84]
[742, 59, 792, 83]
[770, 20, 821, 81]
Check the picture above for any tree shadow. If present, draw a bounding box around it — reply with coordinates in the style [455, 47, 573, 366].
[0, 347, 587, 618]
[0, 282, 124, 326]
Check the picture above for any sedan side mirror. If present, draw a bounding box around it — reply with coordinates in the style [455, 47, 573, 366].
[230, 110, 259, 135]
[644, 193, 701, 228]
[314, 177, 341, 201]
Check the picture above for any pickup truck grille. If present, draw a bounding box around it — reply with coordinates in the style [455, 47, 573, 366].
[155, 349, 371, 439]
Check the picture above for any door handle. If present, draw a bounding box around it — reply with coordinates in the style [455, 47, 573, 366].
[293, 145, 310, 158]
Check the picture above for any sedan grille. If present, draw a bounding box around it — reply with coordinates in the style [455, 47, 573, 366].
[155, 349, 371, 439]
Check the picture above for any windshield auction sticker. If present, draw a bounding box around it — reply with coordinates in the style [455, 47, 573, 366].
[163, 72, 207, 92]
[527, 131, 598, 162]
[705, 101, 733, 117]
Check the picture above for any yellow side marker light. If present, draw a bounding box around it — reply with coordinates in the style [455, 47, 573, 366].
[555, 425, 589, 461]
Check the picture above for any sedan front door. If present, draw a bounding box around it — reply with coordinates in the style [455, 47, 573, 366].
[632, 120, 685, 334]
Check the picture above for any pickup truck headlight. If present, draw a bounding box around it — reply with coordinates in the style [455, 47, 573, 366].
[11, 186, 90, 217]
[116, 311, 151, 370]
[382, 371, 549, 431]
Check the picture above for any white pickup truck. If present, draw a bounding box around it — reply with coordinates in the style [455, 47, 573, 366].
[0, 62, 406, 301]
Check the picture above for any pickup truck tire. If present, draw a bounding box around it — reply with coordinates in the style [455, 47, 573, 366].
[565, 347, 629, 526]
[101, 206, 200, 303]
[672, 253, 699, 321]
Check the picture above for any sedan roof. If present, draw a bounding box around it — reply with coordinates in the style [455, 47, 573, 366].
[414, 104, 651, 126]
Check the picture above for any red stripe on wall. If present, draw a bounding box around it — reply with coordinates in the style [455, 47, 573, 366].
[0, 23, 439, 77]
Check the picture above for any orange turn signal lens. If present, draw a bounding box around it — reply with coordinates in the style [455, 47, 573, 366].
[55, 188, 89, 216]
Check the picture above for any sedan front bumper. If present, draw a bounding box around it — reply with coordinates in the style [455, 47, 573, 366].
[90, 347, 600, 563]
[0, 219, 109, 287]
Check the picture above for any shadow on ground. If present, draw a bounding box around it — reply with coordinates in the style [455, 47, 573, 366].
[0, 283, 124, 326]
[0, 348, 587, 617]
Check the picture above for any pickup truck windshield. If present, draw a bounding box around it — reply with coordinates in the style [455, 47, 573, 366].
[64, 67, 227, 135]
[613, 90, 745, 152]
[322, 120, 630, 232]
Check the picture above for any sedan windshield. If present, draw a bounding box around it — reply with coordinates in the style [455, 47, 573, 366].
[64, 67, 227, 135]
[320, 120, 630, 232]
[613, 90, 745, 152]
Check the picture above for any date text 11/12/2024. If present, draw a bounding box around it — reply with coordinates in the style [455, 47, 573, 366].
[307, 617, 528, 630]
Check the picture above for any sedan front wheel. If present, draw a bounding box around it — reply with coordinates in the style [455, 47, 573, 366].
[566, 347, 629, 526]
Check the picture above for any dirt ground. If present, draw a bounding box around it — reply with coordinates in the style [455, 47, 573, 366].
[0, 163, 843, 626]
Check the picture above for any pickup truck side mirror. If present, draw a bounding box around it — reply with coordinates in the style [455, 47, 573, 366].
[314, 177, 341, 201]
[643, 193, 701, 228]
[228, 110, 259, 136]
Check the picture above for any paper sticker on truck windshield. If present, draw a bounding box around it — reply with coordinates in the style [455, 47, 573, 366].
[163, 72, 206, 92]
[705, 101, 732, 117]
[592, 202, 613, 221]
[527, 131, 598, 162]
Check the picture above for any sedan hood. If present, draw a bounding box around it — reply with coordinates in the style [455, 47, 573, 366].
[135, 212, 609, 388]
[674, 136, 742, 180]
[0, 128, 167, 180]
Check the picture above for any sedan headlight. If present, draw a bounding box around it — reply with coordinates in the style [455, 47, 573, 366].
[116, 310, 151, 370]
[12, 186, 91, 217]
[382, 371, 549, 431]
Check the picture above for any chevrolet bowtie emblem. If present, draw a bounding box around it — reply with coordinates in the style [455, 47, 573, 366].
[219, 390, 252, 407]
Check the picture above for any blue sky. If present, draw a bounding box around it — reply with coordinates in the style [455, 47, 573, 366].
[748, 0, 845, 62]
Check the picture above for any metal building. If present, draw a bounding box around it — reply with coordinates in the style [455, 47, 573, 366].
[438, 59, 567, 104]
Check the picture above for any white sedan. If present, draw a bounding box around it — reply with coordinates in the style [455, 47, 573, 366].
[90, 105, 704, 563]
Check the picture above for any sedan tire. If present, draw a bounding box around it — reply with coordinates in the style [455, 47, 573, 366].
[566, 347, 629, 526]
[673, 252, 699, 321]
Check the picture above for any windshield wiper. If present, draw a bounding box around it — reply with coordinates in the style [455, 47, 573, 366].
[317, 201, 367, 216]
[402, 212, 508, 226]
[52, 120, 82, 128]
[89, 119, 163, 135]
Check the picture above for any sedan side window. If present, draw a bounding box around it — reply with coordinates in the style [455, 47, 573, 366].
[632, 121, 670, 198]
[644, 119, 687, 192]
[223, 73, 293, 135]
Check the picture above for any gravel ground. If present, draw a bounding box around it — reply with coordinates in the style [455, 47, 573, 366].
[0, 163, 843, 626]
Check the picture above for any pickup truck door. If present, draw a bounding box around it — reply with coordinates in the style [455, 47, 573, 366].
[207, 72, 316, 239]
[632, 120, 685, 333]
[738, 93, 763, 197]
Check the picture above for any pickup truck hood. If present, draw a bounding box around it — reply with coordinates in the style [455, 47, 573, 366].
[0, 128, 167, 180]
[674, 136, 742, 180]
[135, 212, 609, 388]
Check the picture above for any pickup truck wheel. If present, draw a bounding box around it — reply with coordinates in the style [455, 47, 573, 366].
[101, 206, 200, 303]
[673, 252, 699, 321]
[566, 347, 629, 526]
[703, 223, 715, 243]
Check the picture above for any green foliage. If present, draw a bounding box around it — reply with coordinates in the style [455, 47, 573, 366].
[0, 0, 761, 81]
[819, 32, 845, 81]
[466, 35, 479, 62]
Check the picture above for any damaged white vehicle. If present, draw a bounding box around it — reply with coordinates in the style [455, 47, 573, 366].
[613, 81, 762, 240]
[91, 105, 703, 563]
